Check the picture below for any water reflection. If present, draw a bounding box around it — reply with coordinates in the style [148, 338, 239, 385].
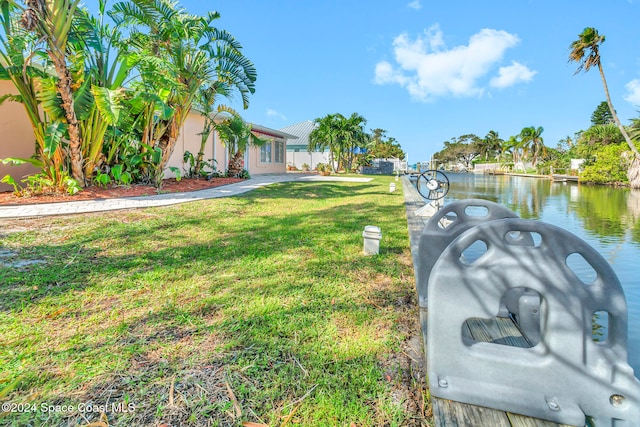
[437, 172, 640, 373]
[444, 173, 640, 246]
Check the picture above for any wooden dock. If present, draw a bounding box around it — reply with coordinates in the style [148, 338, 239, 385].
[551, 174, 579, 182]
[484, 169, 506, 175]
[401, 176, 576, 427]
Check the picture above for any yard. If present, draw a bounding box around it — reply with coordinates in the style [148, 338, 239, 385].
[0, 177, 429, 426]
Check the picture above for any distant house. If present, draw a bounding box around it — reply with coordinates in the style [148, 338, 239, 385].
[280, 120, 330, 170]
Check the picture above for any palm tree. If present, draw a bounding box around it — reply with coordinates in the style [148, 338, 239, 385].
[213, 115, 264, 177]
[569, 27, 640, 188]
[191, 82, 234, 176]
[503, 136, 525, 171]
[72, 4, 134, 181]
[629, 117, 640, 143]
[309, 113, 371, 172]
[309, 114, 340, 171]
[480, 130, 503, 161]
[339, 112, 370, 172]
[520, 126, 545, 167]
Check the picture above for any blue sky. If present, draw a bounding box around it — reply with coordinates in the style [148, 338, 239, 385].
[180, 1, 639, 163]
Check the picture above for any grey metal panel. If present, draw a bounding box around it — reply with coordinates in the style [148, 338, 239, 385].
[427, 218, 640, 426]
[416, 198, 520, 309]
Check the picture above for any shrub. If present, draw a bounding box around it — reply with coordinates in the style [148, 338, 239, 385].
[580, 144, 628, 185]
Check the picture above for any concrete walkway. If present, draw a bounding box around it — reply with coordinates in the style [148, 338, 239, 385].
[0, 173, 373, 219]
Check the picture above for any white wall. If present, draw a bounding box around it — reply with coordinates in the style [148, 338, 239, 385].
[287, 151, 330, 170]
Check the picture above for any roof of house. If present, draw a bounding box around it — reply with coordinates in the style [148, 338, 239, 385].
[279, 120, 316, 146]
[187, 108, 297, 140]
[251, 123, 298, 140]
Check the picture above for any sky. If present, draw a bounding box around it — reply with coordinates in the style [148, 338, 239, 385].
[130, 0, 640, 163]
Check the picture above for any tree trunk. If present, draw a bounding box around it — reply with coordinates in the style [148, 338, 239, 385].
[156, 116, 180, 184]
[54, 58, 85, 186]
[628, 156, 640, 189]
[228, 151, 244, 177]
[194, 121, 214, 176]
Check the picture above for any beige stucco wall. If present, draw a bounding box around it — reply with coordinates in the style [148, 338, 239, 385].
[166, 112, 286, 177]
[165, 113, 218, 178]
[164, 112, 232, 178]
[246, 139, 287, 175]
[0, 80, 39, 192]
[0, 92, 285, 190]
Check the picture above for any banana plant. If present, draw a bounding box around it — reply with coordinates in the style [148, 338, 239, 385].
[20, 0, 86, 184]
[0, 0, 67, 185]
[71, 4, 135, 181]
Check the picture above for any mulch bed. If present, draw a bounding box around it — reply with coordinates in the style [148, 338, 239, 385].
[0, 177, 244, 206]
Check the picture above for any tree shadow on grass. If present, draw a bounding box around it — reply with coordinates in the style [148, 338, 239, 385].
[0, 181, 409, 312]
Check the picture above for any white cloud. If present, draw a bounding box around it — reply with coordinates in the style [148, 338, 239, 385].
[266, 108, 287, 120]
[374, 25, 528, 101]
[408, 0, 422, 10]
[490, 61, 537, 88]
[624, 79, 640, 105]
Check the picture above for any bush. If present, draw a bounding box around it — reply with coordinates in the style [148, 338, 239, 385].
[580, 144, 628, 185]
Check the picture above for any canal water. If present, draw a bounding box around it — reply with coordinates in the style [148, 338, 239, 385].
[426, 172, 640, 374]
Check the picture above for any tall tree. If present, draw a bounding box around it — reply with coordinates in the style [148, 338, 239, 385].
[502, 135, 525, 170]
[191, 82, 234, 176]
[309, 114, 339, 171]
[591, 101, 614, 126]
[0, 0, 67, 188]
[309, 113, 371, 172]
[520, 126, 545, 166]
[213, 114, 264, 177]
[479, 130, 503, 161]
[339, 112, 370, 172]
[569, 27, 640, 188]
[369, 128, 405, 160]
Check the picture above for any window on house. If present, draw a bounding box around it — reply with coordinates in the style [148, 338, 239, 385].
[260, 142, 272, 163]
[275, 141, 285, 163]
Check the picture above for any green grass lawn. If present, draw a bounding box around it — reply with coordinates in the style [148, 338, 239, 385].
[0, 176, 428, 426]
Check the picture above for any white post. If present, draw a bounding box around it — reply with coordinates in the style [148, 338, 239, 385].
[362, 226, 382, 255]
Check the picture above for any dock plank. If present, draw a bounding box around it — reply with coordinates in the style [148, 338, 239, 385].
[465, 317, 532, 348]
[507, 412, 574, 427]
[433, 398, 575, 427]
[433, 398, 512, 427]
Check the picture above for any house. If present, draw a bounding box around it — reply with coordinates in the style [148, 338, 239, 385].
[164, 114, 297, 178]
[280, 120, 330, 170]
[0, 78, 296, 191]
[0, 80, 39, 192]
